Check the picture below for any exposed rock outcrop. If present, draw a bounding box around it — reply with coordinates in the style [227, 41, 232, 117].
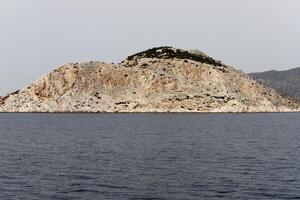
[0, 47, 299, 112]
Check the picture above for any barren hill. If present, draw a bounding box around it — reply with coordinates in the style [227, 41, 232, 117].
[0, 47, 299, 112]
[250, 67, 300, 101]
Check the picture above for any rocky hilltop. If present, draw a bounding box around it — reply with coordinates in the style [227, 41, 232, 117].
[0, 47, 299, 112]
[250, 67, 300, 101]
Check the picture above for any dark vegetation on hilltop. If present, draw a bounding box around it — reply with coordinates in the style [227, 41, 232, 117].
[126, 46, 226, 67]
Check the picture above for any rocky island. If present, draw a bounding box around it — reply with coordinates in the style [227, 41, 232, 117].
[0, 47, 299, 112]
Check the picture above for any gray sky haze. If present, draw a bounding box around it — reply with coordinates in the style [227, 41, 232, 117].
[0, 0, 299, 95]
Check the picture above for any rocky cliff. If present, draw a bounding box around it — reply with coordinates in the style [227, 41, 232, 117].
[0, 47, 299, 112]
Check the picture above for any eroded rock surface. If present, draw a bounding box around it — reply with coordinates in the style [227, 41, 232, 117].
[0, 47, 299, 112]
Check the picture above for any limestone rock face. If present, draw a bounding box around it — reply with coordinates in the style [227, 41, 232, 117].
[0, 47, 299, 112]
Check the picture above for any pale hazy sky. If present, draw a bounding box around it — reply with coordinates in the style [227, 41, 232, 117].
[0, 0, 299, 95]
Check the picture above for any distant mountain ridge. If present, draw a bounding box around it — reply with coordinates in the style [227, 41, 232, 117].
[250, 67, 300, 101]
[0, 47, 299, 112]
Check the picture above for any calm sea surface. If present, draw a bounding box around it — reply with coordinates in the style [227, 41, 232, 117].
[0, 113, 300, 200]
